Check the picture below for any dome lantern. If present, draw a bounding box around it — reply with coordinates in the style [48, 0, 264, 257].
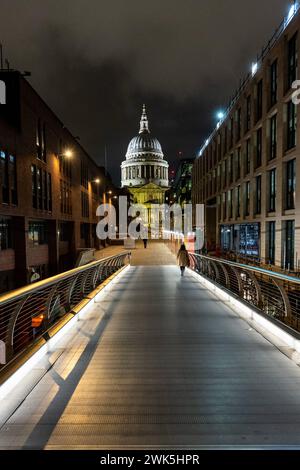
[139, 104, 150, 134]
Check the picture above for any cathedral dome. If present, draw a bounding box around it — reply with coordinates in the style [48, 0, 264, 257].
[125, 105, 164, 160]
[126, 134, 163, 159]
[121, 105, 169, 189]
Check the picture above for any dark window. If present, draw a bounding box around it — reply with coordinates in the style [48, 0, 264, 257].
[255, 175, 261, 215]
[246, 95, 251, 132]
[256, 128, 262, 168]
[284, 220, 295, 270]
[47, 173, 52, 212]
[28, 221, 47, 246]
[37, 167, 42, 209]
[59, 153, 72, 180]
[236, 186, 241, 217]
[236, 148, 241, 180]
[9, 154, 17, 205]
[81, 191, 89, 218]
[36, 119, 42, 160]
[36, 119, 46, 162]
[268, 168, 276, 212]
[223, 192, 227, 219]
[229, 189, 233, 218]
[31, 164, 37, 208]
[270, 114, 277, 160]
[244, 181, 250, 216]
[268, 221, 276, 265]
[287, 101, 297, 150]
[286, 158, 296, 210]
[1, 150, 9, 204]
[288, 33, 298, 89]
[42, 123, 46, 161]
[223, 160, 227, 188]
[0, 217, 12, 250]
[230, 117, 234, 148]
[245, 139, 251, 175]
[229, 154, 233, 183]
[236, 108, 241, 141]
[43, 171, 48, 211]
[58, 222, 68, 242]
[60, 179, 72, 215]
[256, 80, 263, 121]
[224, 127, 227, 155]
[81, 160, 89, 189]
[270, 60, 278, 107]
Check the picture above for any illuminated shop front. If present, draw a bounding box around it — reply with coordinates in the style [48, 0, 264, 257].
[220, 223, 260, 258]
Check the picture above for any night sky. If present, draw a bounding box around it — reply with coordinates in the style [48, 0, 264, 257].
[0, 0, 290, 184]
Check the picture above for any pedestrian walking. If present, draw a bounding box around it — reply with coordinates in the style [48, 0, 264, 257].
[143, 238, 148, 249]
[177, 243, 190, 276]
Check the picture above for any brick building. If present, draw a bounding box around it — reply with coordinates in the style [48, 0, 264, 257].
[0, 69, 116, 292]
[192, 5, 300, 270]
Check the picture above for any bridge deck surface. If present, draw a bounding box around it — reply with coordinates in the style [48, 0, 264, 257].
[1, 266, 300, 449]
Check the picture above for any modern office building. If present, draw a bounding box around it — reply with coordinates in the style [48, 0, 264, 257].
[169, 158, 194, 207]
[0, 69, 115, 292]
[192, 5, 300, 270]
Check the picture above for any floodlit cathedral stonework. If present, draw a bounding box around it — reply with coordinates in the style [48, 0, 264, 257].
[121, 105, 169, 205]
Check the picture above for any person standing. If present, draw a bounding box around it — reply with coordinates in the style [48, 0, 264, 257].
[143, 238, 148, 249]
[177, 243, 190, 276]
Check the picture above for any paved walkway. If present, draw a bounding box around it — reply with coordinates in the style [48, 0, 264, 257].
[2, 266, 300, 448]
[95, 240, 176, 265]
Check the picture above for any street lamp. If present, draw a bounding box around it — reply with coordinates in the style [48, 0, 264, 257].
[59, 149, 73, 159]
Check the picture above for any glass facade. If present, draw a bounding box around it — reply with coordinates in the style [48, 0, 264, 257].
[220, 223, 260, 257]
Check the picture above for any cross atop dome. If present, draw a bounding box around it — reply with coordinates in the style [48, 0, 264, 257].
[139, 104, 150, 134]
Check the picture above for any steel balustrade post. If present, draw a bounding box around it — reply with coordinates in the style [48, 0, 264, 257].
[273, 279, 292, 320]
[246, 271, 262, 308]
[67, 274, 80, 310]
[45, 283, 60, 325]
[5, 294, 31, 360]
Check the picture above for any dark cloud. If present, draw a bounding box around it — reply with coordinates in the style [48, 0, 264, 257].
[0, 0, 290, 182]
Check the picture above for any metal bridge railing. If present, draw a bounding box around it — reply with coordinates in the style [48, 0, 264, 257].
[0, 252, 130, 367]
[189, 253, 300, 334]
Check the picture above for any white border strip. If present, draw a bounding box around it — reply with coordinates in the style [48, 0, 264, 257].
[188, 268, 300, 356]
[0, 265, 130, 400]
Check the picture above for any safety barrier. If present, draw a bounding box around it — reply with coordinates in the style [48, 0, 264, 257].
[0, 252, 130, 367]
[189, 253, 300, 333]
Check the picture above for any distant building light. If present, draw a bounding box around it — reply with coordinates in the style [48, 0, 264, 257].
[251, 62, 258, 76]
[286, 2, 299, 26]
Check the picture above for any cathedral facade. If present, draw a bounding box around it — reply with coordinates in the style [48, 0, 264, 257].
[121, 105, 169, 208]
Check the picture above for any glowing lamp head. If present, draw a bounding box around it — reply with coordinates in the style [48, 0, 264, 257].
[94, 178, 101, 184]
[288, 3, 297, 21]
[217, 111, 225, 120]
[251, 62, 258, 76]
[64, 149, 73, 158]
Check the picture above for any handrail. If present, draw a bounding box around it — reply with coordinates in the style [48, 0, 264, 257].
[189, 252, 300, 334]
[0, 252, 131, 366]
[194, 253, 300, 285]
[0, 252, 131, 305]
